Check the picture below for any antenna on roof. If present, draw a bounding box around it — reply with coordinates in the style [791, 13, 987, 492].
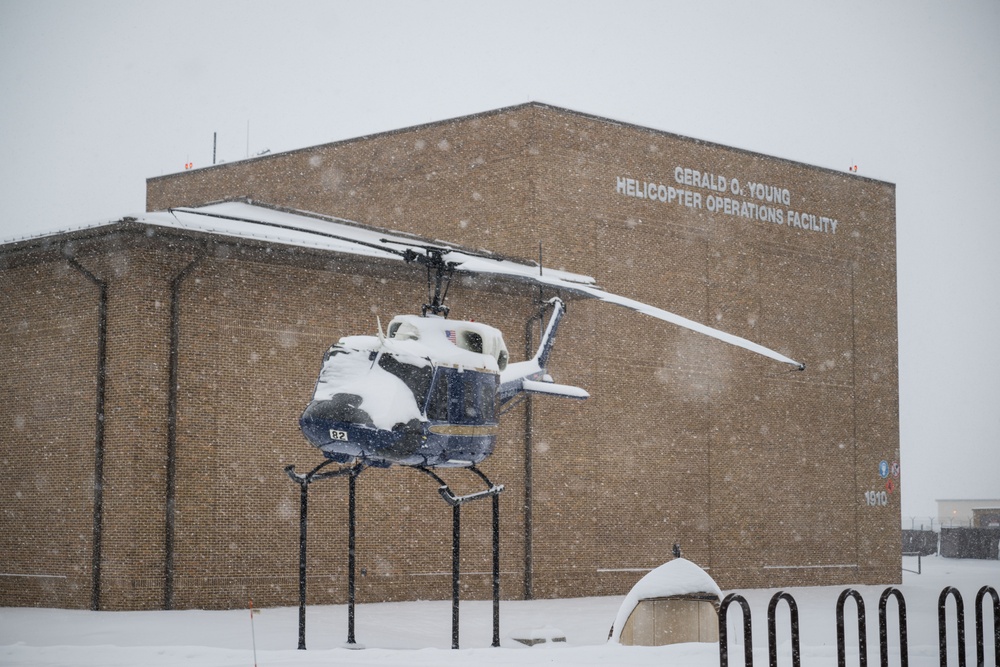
[213, 132, 217, 165]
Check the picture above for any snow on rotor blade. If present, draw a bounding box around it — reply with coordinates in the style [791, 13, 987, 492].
[560, 282, 805, 370]
[157, 206, 802, 371]
[454, 254, 803, 370]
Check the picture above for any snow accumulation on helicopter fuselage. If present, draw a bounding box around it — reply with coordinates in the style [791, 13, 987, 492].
[299, 315, 512, 467]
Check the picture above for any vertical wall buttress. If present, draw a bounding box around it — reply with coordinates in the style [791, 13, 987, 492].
[66, 256, 108, 612]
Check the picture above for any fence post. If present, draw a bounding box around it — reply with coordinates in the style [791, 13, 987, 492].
[767, 591, 801, 667]
[938, 587, 966, 667]
[878, 587, 908, 667]
[720, 593, 754, 667]
[837, 588, 868, 667]
[974, 586, 998, 667]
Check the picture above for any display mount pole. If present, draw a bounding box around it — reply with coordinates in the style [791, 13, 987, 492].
[417, 466, 504, 649]
[347, 470, 358, 645]
[285, 461, 364, 650]
[286, 460, 502, 651]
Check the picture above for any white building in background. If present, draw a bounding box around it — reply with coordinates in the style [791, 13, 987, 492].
[937, 499, 1000, 527]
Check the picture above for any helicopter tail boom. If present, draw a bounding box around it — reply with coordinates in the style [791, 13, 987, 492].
[498, 297, 588, 404]
[533, 296, 564, 370]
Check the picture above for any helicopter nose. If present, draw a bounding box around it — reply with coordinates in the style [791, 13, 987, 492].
[301, 394, 375, 427]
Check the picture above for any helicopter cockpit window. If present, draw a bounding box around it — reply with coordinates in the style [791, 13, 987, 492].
[377, 353, 433, 404]
[388, 321, 420, 341]
[425, 369, 496, 423]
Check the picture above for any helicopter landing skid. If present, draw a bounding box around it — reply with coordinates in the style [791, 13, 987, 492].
[416, 465, 505, 506]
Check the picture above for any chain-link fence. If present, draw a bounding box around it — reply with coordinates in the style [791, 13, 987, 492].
[902, 516, 977, 531]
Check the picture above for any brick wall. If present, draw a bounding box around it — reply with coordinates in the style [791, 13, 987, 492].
[1, 103, 900, 610]
[0, 258, 99, 608]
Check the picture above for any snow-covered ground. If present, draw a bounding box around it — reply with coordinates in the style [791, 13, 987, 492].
[2, 556, 997, 667]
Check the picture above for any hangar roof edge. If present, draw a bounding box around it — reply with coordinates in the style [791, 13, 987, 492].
[0, 200, 595, 288]
[146, 101, 895, 189]
[1, 200, 808, 369]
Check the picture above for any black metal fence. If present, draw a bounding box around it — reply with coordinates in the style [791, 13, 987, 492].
[719, 585, 999, 667]
[902, 527, 1000, 560]
[940, 529, 1000, 560]
[903, 530, 939, 557]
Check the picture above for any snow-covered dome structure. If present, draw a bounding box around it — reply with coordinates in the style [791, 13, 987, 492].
[609, 558, 722, 646]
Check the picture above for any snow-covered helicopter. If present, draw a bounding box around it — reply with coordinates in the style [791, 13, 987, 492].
[297, 240, 805, 470]
[170, 201, 802, 471]
[166, 201, 802, 649]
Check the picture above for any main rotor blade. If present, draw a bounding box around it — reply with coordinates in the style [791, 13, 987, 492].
[169, 206, 410, 260]
[162, 203, 802, 369]
[559, 282, 803, 369]
[454, 254, 804, 370]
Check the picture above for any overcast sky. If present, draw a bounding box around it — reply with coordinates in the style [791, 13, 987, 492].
[1, 1, 998, 520]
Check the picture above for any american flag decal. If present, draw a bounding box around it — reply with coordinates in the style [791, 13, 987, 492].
[445, 330, 457, 344]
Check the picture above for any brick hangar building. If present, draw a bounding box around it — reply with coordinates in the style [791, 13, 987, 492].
[0, 103, 899, 611]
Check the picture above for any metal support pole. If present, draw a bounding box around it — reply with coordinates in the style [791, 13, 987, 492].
[297, 480, 308, 650]
[414, 465, 503, 650]
[452, 503, 461, 650]
[285, 461, 362, 651]
[347, 470, 357, 645]
[476, 468, 504, 648]
[491, 491, 501, 647]
[468, 465, 502, 647]
[67, 257, 108, 612]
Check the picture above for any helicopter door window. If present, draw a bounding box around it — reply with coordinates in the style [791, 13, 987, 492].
[426, 370, 449, 421]
[462, 375, 478, 421]
[478, 375, 497, 421]
[377, 353, 434, 404]
[461, 372, 496, 423]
